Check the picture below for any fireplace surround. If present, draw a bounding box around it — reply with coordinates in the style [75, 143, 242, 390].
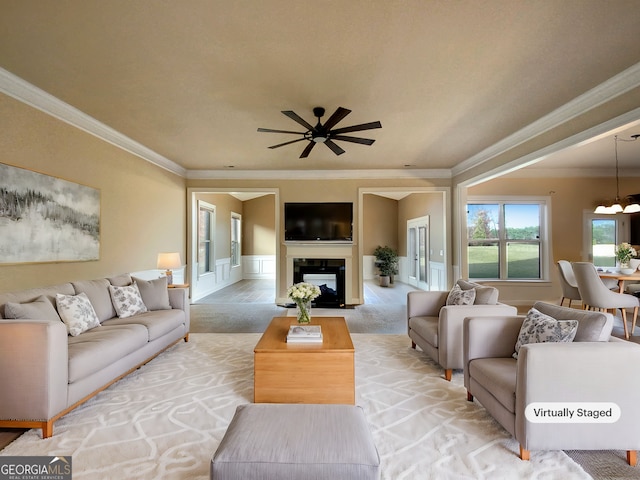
[285, 243, 355, 306]
[293, 258, 346, 308]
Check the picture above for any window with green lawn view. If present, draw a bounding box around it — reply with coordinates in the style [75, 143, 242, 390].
[467, 200, 546, 280]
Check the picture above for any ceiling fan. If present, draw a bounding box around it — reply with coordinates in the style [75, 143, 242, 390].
[257, 106, 382, 158]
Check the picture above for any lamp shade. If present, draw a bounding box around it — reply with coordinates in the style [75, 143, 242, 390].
[157, 252, 182, 270]
[623, 203, 640, 214]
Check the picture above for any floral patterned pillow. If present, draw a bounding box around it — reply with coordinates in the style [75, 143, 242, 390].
[513, 308, 578, 359]
[446, 284, 476, 305]
[108, 282, 148, 318]
[55, 292, 101, 337]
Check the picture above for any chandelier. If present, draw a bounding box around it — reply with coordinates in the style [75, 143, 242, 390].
[594, 135, 640, 214]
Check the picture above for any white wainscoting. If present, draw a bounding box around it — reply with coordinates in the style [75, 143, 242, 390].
[242, 255, 276, 279]
[363, 255, 408, 282]
[430, 261, 446, 290]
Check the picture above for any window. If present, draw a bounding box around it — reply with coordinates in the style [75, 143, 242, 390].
[583, 213, 627, 267]
[231, 213, 241, 267]
[198, 201, 215, 276]
[467, 199, 547, 280]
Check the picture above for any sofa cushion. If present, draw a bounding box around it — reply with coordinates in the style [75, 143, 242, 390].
[469, 358, 517, 413]
[456, 279, 499, 305]
[67, 324, 149, 382]
[56, 292, 102, 337]
[0, 283, 75, 319]
[72, 278, 116, 322]
[513, 308, 578, 359]
[532, 301, 613, 342]
[408, 316, 439, 347]
[4, 295, 61, 321]
[108, 283, 148, 318]
[446, 284, 476, 305]
[132, 276, 171, 311]
[107, 273, 133, 287]
[102, 309, 185, 341]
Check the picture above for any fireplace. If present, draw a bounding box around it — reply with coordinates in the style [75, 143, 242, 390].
[293, 258, 346, 308]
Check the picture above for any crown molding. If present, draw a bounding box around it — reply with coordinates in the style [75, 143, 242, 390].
[0, 67, 187, 177]
[502, 167, 640, 178]
[185, 168, 452, 180]
[452, 61, 640, 177]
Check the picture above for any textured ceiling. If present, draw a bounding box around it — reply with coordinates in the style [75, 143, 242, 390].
[1, 0, 640, 175]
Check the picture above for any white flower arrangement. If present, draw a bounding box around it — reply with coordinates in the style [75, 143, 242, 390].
[287, 282, 321, 304]
[615, 242, 638, 264]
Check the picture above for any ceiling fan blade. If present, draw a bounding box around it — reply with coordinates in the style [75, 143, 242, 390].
[281, 110, 315, 131]
[258, 127, 306, 135]
[322, 107, 351, 130]
[324, 139, 346, 156]
[299, 141, 316, 158]
[330, 121, 382, 135]
[268, 137, 308, 149]
[331, 135, 375, 146]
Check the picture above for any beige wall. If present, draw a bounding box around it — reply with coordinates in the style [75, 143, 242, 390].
[194, 193, 243, 261]
[0, 94, 186, 293]
[242, 195, 276, 255]
[362, 195, 398, 254]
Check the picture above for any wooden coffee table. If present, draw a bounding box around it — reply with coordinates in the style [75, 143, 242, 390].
[254, 316, 355, 404]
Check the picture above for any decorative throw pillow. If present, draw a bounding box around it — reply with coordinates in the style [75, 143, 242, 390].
[446, 284, 476, 306]
[132, 276, 171, 311]
[4, 295, 61, 321]
[513, 308, 578, 359]
[108, 282, 148, 318]
[456, 279, 499, 305]
[55, 292, 101, 337]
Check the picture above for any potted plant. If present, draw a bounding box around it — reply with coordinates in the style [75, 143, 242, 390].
[374, 245, 399, 287]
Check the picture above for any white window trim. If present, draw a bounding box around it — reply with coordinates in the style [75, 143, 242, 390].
[467, 195, 551, 281]
[231, 212, 242, 268]
[198, 200, 216, 277]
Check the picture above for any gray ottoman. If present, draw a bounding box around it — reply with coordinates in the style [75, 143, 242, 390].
[211, 403, 380, 480]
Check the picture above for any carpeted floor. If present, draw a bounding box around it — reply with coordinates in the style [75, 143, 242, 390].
[0, 334, 602, 479]
[189, 303, 408, 334]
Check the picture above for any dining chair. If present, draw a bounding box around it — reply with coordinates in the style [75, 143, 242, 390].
[572, 262, 639, 339]
[556, 260, 581, 308]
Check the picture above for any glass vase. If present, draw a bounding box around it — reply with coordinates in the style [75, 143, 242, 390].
[296, 300, 312, 324]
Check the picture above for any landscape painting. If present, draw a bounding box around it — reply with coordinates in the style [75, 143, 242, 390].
[0, 163, 100, 264]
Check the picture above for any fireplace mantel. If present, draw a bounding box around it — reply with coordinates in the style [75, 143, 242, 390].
[285, 243, 355, 305]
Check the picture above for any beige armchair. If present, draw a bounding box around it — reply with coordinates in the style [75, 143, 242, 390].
[407, 279, 517, 380]
[464, 301, 640, 465]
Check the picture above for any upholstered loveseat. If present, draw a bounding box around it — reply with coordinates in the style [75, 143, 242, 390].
[0, 274, 190, 438]
[407, 279, 517, 380]
[464, 301, 640, 465]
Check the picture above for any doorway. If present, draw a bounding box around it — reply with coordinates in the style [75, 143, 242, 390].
[407, 216, 430, 290]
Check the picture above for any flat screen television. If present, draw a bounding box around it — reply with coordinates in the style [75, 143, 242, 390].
[284, 202, 353, 241]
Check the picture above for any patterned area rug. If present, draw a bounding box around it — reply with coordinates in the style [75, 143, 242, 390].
[0, 334, 599, 479]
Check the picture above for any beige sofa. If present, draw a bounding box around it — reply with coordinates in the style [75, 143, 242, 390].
[464, 301, 640, 465]
[0, 274, 190, 438]
[407, 279, 517, 380]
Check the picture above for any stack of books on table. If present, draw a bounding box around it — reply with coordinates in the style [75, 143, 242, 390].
[286, 325, 323, 343]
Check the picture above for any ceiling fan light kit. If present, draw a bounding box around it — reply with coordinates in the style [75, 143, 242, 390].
[258, 106, 381, 158]
[593, 135, 640, 214]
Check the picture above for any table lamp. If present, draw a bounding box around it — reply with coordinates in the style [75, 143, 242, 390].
[157, 252, 181, 285]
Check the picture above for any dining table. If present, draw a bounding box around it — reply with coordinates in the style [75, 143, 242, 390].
[597, 270, 640, 294]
